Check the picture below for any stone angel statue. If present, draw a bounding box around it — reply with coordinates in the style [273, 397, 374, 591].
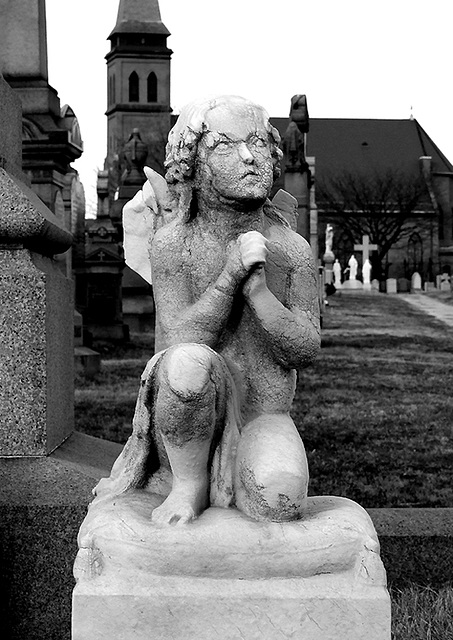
[94, 95, 321, 525]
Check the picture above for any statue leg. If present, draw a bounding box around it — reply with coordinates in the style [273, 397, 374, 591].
[234, 413, 309, 522]
[151, 344, 219, 525]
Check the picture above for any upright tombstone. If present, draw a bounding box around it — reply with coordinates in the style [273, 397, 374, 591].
[440, 272, 451, 292]
[386, 278, 397, 294]
[411, 272, 422, 292]
[73, 95, 390, 640]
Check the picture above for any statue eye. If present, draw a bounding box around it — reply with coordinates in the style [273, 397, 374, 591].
[249, 135, 267, 149]
[213, 140, 231, 153]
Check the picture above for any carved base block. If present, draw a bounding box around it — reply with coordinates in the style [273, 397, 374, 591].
[72, 495, 391, 639]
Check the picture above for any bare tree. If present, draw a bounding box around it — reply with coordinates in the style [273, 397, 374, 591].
[316, 169, 433, 275]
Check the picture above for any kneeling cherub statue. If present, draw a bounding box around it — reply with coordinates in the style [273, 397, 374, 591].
[94, 95, 320, 525]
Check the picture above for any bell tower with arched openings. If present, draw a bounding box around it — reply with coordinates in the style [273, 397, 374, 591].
[105, 0, 172, 179]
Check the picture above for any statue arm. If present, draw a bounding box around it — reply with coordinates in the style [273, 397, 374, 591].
[151, 227, 246, 347]
[243, 236, 321, 370]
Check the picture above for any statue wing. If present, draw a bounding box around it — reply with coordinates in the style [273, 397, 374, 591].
[271, 189, 298, 231]
[122, 166, 176, 285]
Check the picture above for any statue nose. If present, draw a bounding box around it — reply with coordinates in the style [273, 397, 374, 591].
[238, 142, 254, 164]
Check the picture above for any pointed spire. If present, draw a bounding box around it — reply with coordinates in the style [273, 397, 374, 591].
[109, 0, 170, 37]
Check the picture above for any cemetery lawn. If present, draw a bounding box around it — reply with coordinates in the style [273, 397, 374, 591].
[75, 293, 453, 509]
[390, 584, 453, 640]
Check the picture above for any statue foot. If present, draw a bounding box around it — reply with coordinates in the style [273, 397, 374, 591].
[151, 480, 209, 526]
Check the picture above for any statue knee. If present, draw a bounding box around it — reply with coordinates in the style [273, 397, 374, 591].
[162, 344, 214, 400]
[235, 414, 309, 522]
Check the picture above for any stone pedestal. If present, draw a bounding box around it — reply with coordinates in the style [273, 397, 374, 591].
[341, 279, 363, 291]
[0, 168, 74, 455]
[73, 494, 391, 640]
[0, 248, 74, 454]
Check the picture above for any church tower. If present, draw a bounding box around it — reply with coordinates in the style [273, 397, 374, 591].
[105, 0, 172, 177]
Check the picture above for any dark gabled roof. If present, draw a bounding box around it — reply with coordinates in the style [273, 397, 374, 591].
[109, 0, 170, 38]
[270, 117, 453, 180]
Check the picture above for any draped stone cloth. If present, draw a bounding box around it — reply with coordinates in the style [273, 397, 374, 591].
[93, 345, 243, 509]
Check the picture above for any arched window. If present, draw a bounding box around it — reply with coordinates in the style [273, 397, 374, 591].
[128, 71, 139, 102]
[147, 72, 157, 103]
[407, 232, 423, 274]
[112, 74, 116, 103]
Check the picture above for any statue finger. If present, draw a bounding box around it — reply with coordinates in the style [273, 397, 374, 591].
[144, 166, 172, 211]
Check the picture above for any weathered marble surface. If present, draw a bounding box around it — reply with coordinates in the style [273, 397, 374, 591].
[98, 95, 321, 525]
[73, 495, 390, 640]
[73, 95, 390, 638]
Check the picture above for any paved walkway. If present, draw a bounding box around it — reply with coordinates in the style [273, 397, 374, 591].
[399, 293, 453, 328]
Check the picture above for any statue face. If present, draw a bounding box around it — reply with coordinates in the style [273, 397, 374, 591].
[195, 103, 274, 209]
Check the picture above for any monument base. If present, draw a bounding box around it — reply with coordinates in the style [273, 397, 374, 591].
[72, 494, 390, 639]
[73, 572, 389, 640]
[341, 279, 363, 290]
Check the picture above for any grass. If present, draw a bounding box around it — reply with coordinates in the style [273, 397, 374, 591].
[390, 584, 453, 640]
[295, 293, 453, 507]
[76, 293, 453, 509]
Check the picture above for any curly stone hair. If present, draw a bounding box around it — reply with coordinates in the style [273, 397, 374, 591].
[164, 95, 283, 221]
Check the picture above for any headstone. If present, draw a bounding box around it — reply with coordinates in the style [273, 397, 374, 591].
[411, 272, 422, 291]
[436, 274, 442, 289]
[73, 95, 390, 639]
[440, 273, 451, 292]
[398, 278, 410, 293]
[74, 309, 101, 378]
[424, 281, 436, 292]
[386, 278, 397, 294]
[371, 278, 380, 292]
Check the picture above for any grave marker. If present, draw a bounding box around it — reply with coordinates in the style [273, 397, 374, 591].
[354, 235, 378, 265]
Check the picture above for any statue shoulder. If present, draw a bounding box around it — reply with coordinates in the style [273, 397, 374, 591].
[268, 222, 312, 257]
[152, 219, 188, 265]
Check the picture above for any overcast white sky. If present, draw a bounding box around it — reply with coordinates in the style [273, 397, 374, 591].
[45, 0, 453, 216]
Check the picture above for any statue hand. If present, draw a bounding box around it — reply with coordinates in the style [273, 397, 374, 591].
[143, 166, 175, 227]
[238, 231, 268, 271]
[222, 232, 268, 288]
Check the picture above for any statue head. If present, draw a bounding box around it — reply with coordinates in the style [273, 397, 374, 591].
[164, 95, 282, 220]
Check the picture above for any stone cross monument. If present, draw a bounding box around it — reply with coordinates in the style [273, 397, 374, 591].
[354, 234, 378, 266]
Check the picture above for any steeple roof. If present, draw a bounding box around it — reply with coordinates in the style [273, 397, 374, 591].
[109, 0, 170, 37]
